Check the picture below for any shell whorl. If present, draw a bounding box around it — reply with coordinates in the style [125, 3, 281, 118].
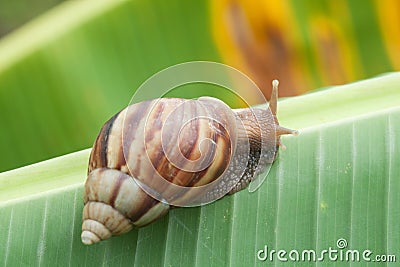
[82, 168, 169, 245]
[82, 97, 239, 244]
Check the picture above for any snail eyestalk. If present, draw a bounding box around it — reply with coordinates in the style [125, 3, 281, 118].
[269, 79, 298, 137]
[270, 79, 279, 115]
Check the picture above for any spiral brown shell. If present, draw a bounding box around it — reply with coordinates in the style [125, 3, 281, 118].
[82, 88, 297, 245]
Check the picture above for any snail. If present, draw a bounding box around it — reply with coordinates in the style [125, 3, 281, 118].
[81, 80, 298, 245]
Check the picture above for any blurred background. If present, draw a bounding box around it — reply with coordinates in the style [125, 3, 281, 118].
[0, 0, 64, 37]
[0, 0, 399, 172]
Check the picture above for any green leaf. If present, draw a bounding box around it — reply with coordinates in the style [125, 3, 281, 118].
[1, 73, 399, 266]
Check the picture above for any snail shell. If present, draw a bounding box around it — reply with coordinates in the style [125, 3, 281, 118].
[81, 81, 297, 245]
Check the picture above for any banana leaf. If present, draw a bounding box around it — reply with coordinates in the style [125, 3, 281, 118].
[1, 73, 399, 266]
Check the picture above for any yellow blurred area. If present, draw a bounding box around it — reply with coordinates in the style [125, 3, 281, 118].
[211, 0, 398, 98]
[375, 0, 400, 70]
[212, 0, 306, 98]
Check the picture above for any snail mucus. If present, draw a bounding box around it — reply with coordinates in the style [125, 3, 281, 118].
[81, 80, 298, 245]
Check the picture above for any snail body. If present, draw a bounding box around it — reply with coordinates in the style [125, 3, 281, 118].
[82, 81, 297, 245]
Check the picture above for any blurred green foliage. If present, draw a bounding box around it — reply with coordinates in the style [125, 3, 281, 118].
[0, 0, 64, 37]
[0, 0, 221, 172]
